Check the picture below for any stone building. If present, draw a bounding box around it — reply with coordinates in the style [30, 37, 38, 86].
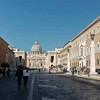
[27, 41, 46, 69]
[59, 42, 71, 71]
[45, 48, 62, 70]
[71, 16, 100, 73]
[11, 47, 27, 67]
[0, 37, 8, 68]
[58, 16, 100, 74]
[6, 46, 16, 70]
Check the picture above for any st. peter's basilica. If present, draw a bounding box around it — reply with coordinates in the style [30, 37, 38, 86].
[27, 41, 46, 69]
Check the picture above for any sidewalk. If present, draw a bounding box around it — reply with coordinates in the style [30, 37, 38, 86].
[0, 71, 33, 100]
[77, 74, 100, 80]
[64, 72, 100, 80]
[0, 74, 3, 78]
[44, 70, 100, 81]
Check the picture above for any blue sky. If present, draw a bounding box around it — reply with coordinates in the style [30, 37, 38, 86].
[0, 0, 100, 52]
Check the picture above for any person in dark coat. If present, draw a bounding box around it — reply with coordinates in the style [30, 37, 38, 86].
[2, 68, 5, 77]
[7, 68, 10, 78]
[16, 65, 23, 88]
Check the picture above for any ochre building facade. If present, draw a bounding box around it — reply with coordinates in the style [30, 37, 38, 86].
[59, 16, 100, 73]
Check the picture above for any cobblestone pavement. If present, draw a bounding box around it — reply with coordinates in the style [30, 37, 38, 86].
[0, 71, 33, 100]
[32, 73, 100, 100]
[1, 71, 100, 100]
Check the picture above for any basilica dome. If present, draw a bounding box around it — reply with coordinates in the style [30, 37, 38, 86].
[31, 41, 42, 54]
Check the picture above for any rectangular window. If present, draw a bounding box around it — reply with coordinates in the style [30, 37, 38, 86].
[19, 56, 22, 62]
[98, 44, 99, 52]
[87, 34, 88, 39]
[86, 61, 88, 66]
[97, 59, 99, 66]
[94, 29, 95, 34]
[51, 56, 54, 62]
[97, 26, 99, 33]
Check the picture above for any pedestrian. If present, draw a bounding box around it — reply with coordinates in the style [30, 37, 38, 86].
[23, 67, 29, 88]
[49, 69, 51, 74]
[39, 69, 40, 73]
[2, 68, 5, 78]
[7, 68, 10, 78]
[71, 68, 75, 77]
[77, 70, 80, 75]
[16, 65, 23, 88]
[87, 68, 90, 77]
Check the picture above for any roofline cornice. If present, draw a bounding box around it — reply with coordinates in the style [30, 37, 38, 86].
[71, 16, 100, 42]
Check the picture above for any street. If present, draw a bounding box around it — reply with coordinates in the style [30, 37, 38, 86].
[0, 71, 100, 100]
[33, 72, 100, 100]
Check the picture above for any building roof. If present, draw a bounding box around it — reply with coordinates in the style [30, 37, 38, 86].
[0, 37, 9, 45]
[71, 16, 100, 42]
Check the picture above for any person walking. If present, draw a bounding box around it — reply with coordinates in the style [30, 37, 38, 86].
[39, 69, 40, 73]
[7, 68, 10, 78]
[23, 67, 29, 88]
[71, 68, 75, 77]
[16, 65, 23, 88]
[2, 68, 5, 78]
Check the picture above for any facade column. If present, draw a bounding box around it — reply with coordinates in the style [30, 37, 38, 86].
[67, 49, 70, 72]
[31, 59, 33, 67]
[90, 34, 96, 74]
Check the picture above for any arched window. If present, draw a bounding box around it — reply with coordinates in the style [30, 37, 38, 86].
[84, 48, 86, 56]
[81, 47, 83, 56]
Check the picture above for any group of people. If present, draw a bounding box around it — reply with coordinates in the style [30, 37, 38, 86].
[16, 65, 29, 88]
[2, 67, 10, 78]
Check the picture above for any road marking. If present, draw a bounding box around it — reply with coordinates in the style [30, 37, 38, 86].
[39, 85, 57, 88]
[42, 97, 56, 100]
[37, 79, 50, 82]
[27, 76, 34, 100]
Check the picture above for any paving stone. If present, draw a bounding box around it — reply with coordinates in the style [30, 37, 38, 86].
[39, 85, 57, 89]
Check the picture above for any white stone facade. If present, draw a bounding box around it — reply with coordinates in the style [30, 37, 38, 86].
[45, 48, 62, 70]
[27, 41, 46, 69]
[11, 47, 27, 67]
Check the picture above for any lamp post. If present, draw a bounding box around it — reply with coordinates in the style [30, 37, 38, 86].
[90, 33, 96, 74]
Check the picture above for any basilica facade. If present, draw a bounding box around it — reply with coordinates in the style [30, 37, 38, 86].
[27, 41, 46, 69]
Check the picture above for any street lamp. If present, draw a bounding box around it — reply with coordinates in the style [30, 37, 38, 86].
[90, 33, 95, 40]
[90, 33, 96, 74]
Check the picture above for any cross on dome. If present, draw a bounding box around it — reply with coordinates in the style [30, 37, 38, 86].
[35, 40, 38, 45]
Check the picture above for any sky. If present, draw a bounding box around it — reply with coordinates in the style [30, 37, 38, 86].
[0, 0, 100, 52]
